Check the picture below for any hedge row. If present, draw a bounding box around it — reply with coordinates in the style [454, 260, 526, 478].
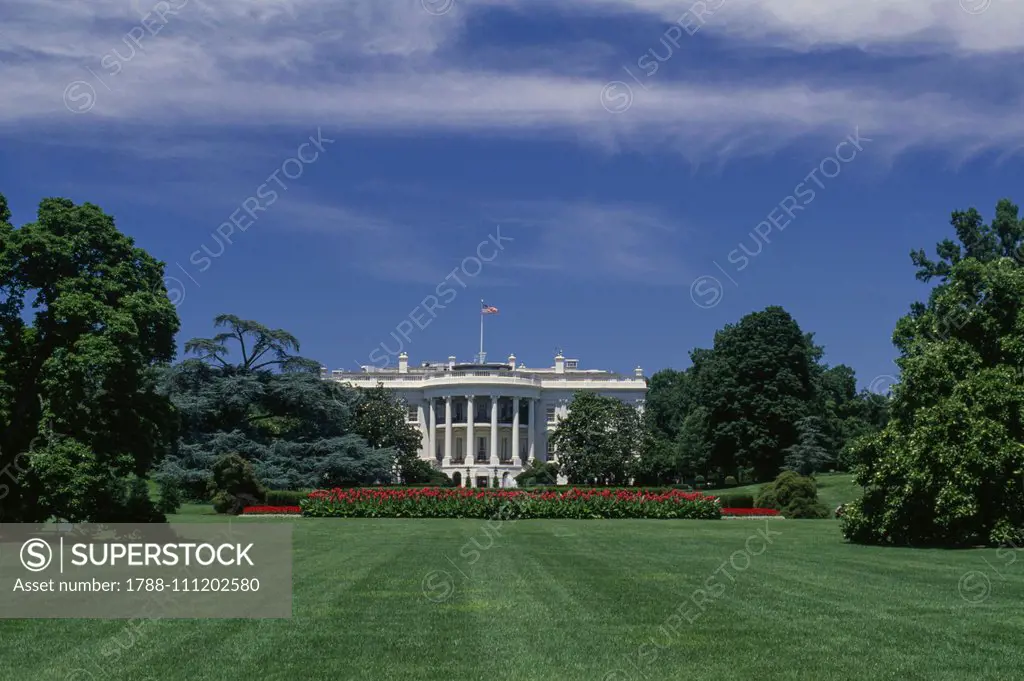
[301, 487, 721, 519]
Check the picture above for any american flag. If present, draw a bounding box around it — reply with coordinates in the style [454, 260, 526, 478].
[481, 302, 499, 314]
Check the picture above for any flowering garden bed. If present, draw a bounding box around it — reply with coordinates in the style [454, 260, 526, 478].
[300, 487, 721, 519]
[241, 505, 302, 515]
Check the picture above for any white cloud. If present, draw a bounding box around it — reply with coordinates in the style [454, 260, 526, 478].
[0, 0, 1022, 165]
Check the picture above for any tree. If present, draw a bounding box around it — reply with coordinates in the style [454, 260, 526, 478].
[350, 384, 423, 482]
[551, 391, 640, 485]
[0, 194, 178, 521]
[843, 199, 1024, 546]
[783, 416, 832, 475]
[158, 315, 395, 495]
[692, 306, 818, 481]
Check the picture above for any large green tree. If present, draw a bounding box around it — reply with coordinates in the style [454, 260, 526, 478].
[843, 199, 1024, 546]
[0, 194, 178, 521]
[158, 315, 396, 495]
[692, 306, 818, 481]
[551, 391, 640, 485]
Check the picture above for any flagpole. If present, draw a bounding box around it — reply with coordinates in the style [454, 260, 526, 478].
[479, 299, 485, 363]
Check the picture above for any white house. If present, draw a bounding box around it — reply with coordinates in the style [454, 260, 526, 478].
[322, 351, 647, 488]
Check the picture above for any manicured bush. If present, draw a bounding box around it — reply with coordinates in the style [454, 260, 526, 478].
[694, 475, 706, 489]
[515, 459, 561, 486]
[755, 471, 829, 519]
[209, 453, 266, 515]
[265, 490, 310, 506]
[723, 476, 738, 487]
[714, 493, 754, 509]
[301, 487, 722, 520]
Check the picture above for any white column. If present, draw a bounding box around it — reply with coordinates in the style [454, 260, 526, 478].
[527, 398, 535, 462]
[467, 396, 475, 464]
[443, 396, 452, 466]
[512, 397, 521, 466]
[428, 398, 437, 462]
[417, 403, 428, 457]
[490, 395, 499, 466]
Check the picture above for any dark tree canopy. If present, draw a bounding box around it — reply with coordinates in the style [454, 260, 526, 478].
[641, 307, 887, 484]
[0, 194, 178, 521]
[159, 316, 397, 496]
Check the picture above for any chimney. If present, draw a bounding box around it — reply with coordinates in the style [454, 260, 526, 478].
[398, 353, 408, 374]
[634, 366, 644, 378]
[508, 353, 516, 370]
[554, 352, 565, 374]
[448, 355, 457, 369]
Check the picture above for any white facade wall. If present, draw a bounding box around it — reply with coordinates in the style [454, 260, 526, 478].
[324, 354, 646, 488]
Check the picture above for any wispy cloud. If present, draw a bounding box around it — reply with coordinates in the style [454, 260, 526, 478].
[485, 200, 689, 284]
[1, 0, 1022, 164]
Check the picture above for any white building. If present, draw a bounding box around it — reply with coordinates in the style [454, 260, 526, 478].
[322, 351, 647, 488]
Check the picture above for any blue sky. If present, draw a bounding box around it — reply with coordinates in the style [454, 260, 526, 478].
[2, 0, 1023, 391]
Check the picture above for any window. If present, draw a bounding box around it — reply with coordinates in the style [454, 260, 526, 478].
[436, 438, 443, 458]
[546, 441, 555, 455]
[566, 360, 577, 369]
[476, 437, 487, 462]
[455, 438, 463, 459]
[407, 405, 418, 422]
[546, 405, 556, 423]
[454, 402, 465, 421]
[500, 438, 508, 458]
[520, 440, 528, 458]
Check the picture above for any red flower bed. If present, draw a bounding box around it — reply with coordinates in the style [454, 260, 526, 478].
[241, 505, 302, 515]
[301, 487, 721, 519]
[721, 507, 780, 517]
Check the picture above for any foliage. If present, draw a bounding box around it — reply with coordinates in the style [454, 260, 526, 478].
[350, 384, 427, 483]
[209, 453, 266, 515]
[723, 475, 737, 486]
[843, 199, 1024, 546]
[755, 471, 829, 518]
[550, 391, 640, 485]
[515, 458, 561, 486]
[264, 490, 311, 505]
[641, 307, 889, 483]
[301, 487, 722, 519]
[155, 478, 183, 515]
[783, 416, 833, 475]
[0, 194, 180, 522]
[713, 493, 754, 508]
[158, 315, 397, 495]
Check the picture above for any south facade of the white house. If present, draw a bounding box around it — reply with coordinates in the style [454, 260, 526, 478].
[321, 351, 647, 488]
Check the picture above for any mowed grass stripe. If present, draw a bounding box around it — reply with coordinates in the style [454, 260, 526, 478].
[4, 518, 1024, 680]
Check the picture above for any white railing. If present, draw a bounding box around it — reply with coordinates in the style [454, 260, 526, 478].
[327, 372, 645, 387]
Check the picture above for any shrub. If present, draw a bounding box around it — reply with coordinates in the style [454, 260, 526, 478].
[155, 479, 183, 515]
[723, 476, 738, 487]
[302, 487, 722, 519]
[715, 493, 754, 509]
[208, 453, 266, 516]
[694, 475, 705, 489]
[755, 471, 829, 519]
[265, 490, 310, 506]
[515, 459, 561, 486]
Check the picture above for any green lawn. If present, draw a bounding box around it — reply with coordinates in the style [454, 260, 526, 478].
[711, 472, 862, 508]
[2, 517, 1021, 680]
